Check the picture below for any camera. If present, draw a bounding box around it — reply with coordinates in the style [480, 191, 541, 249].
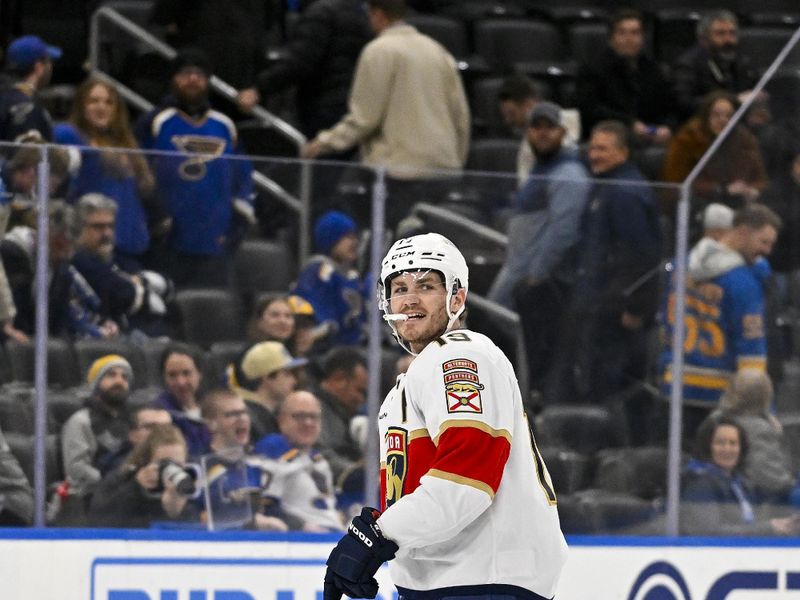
[157, 459, 197, 496]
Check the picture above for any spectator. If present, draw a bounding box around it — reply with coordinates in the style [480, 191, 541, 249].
[286, 294, 328, 357]
[61, 355, 133, 499]
[71, 193, 174, 338]
[246, 294, 295, 346]
[200, 388, 288, 531]
[1, 133, 70, 210]
[202, 387, 251, 454]
[90, 423, 198, 528]
[488, 101, 591, 310]
[662, 91, 768, 213]
[103, 403, 173, 475]
[153, 343, 210, 459]
[496, 74, 580, 187]
[227, 341, 308, 442]
[0, 35, 60, 142]
[2, 200, 119, 340]
[712, 370, 795, 503]
[54, 78, 166, 271]
[0, 178, 23, 344]
[246, 293, 326, 357]
[236, 0, 372, 140]
[687, 203, 736, 286]
[254, 390, 345, 532]
[680, 414, 800, 536]
[0, 423, 33, 525]
[661, 205, 782, 439]
[292, 210, 368, 347]
[314, 347, 368, 484]
[569, 120, 662, 402]
[672, 10, 759, 120]
[135, 48, 254, 288]
[302, 0, 470, 229]
[576, 9, 674, 147]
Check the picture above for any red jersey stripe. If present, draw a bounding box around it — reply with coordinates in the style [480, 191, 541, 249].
[427, 424, 511, 495]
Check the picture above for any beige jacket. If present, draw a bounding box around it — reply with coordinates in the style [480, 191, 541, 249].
[317, 24, 470, 179]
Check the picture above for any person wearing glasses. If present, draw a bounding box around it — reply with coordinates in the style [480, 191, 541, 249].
[200, 388, 288, 531]
[254, 390, 345, 532]
[71, 193, 174, 338]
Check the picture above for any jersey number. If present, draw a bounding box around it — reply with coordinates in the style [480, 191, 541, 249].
[435, 331, 471, 345]
[667, 293, 725, 357]
[525, 415, 557, 506]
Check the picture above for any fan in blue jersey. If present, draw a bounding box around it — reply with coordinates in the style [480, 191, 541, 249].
[292, 210, 369, 348]
[661, 204, 782, 440]
[134, 48, 254, 288]
[0, 35, 60, 144]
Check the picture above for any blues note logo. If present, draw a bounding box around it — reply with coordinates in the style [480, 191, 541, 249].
[171, 134, 226, 181]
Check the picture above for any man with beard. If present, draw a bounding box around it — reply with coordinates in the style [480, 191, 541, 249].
[134, 48, 254, 288]
[0, 35, 60, 143]
[488, 101, 591, 310]
[71, 193, 173, 338]
[495, 74, 580, 188]
[488, 101, 591, 403]
[673, 10, 759, 120]
[661, 204, 782, 441]
[61, 355, 134, 499]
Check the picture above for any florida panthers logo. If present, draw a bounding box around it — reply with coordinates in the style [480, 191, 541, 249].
[442, 359, 484, 414]
[385, 427, 408, 508]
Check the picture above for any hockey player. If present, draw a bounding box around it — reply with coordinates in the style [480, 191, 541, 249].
[323, 233, 568, 600]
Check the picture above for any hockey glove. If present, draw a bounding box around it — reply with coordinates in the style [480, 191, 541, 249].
[324, 507, 398, 600]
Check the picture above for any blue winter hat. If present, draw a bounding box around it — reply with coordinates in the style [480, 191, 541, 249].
[6, 35, 61, 71]
[314, 210, 356, 255]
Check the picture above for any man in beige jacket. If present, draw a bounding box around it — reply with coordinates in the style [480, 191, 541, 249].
[303, 0, 470, 228]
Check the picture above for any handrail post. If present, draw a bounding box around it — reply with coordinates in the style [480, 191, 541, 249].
[33, 147, 51, 527]
[364, 168, 387, 510]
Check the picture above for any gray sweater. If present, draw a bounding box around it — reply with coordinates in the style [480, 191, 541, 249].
[0, 427, 33, 523]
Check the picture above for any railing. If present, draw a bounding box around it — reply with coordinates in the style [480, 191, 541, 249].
[88, 5, 312, 261]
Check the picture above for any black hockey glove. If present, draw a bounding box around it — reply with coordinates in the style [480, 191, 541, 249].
[323, 507, 399, 600]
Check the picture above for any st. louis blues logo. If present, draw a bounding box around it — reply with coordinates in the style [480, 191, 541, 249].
[442, 359, 484, 414]
[385, 427, 408, 507]
[171, 134, 227, 181]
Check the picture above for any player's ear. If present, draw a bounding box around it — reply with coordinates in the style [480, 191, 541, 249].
[450, 287, 466, 312]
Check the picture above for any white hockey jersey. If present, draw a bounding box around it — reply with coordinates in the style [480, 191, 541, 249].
[377, 329, 568, 600]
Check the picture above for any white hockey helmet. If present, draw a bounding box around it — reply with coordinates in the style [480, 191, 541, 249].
[378, 233, 469, 353]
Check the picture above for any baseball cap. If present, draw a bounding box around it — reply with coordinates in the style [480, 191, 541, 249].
[242, 341, 308, 380]
[6, 35, 61, 71]
[529, 101, 565, 128]
[286, 294, 315, 318]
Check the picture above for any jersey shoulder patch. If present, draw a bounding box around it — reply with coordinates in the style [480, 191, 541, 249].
[442, 357, 484, 414]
